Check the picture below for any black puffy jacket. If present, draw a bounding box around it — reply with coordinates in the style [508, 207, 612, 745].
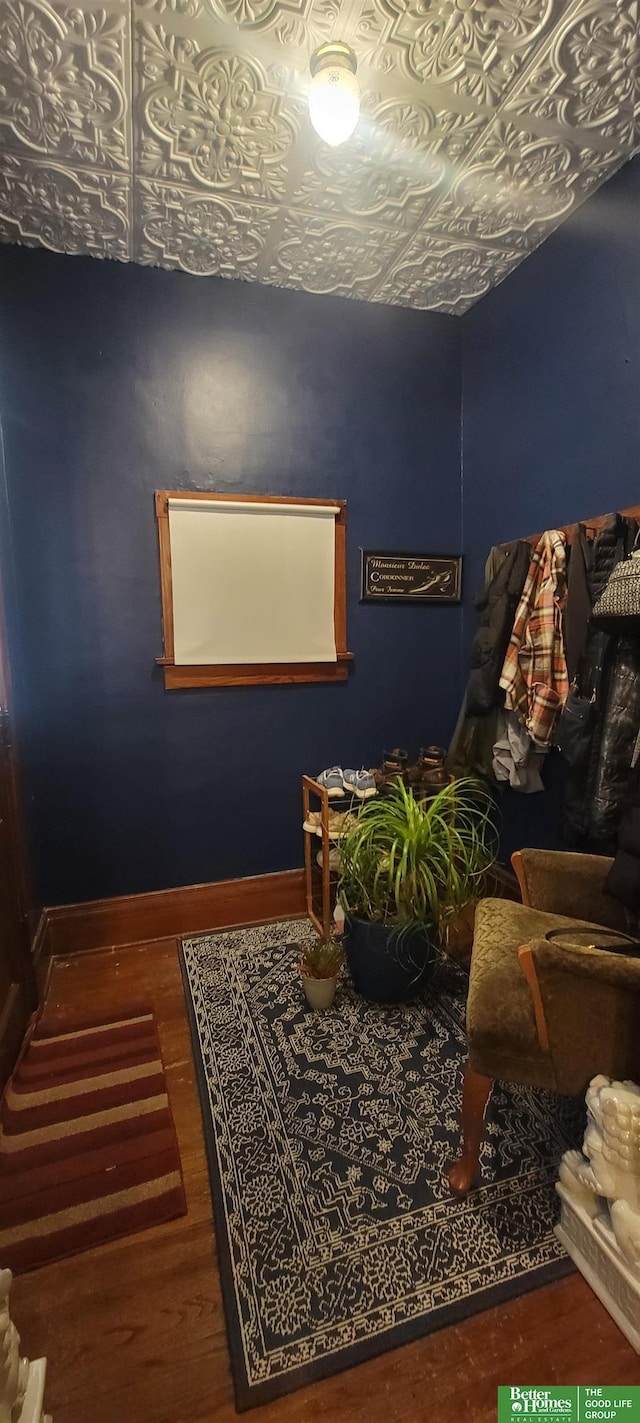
[466, 540, 531, 717]
[563, 514, 638, 846]
[605, 762, 640, 914]
[587, 636, 640, 851]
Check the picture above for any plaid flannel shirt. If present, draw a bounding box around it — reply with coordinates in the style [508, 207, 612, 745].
[499, 529, 568, 747]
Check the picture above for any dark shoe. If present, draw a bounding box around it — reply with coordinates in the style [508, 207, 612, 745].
[383, 747, 409, 767]
[421, 768, 451, 790]
[384, 747, 409, 777]
[407, 745, 446, 792]
[418, 745, 447, 770]
[416, 769, 452, 803]
[378, 749, 409, 789]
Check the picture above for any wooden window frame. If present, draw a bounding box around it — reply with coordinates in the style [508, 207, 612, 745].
[155, 490, 353, 689]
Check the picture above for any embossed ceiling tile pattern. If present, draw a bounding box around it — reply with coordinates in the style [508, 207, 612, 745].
[354, 0, 560, 104]
[135, 24, 300, 200]
[430, 202, 544, 254]
[0, 0, 130, 170]
[0, 154, 131, 258]
[438, 120, 585, 245]
[427, 104, 490, 165]
[136, 0, 330, 40]
[167, 0, 309, 25]
[266, 210, 399, 300]
[174, 0, 341, 50]
[291, 115, 444, 231]
[136, 179, 277, 275]
[373, 229, 527, 314]
[0, 0, 639, 310]
[290, 98, 486, 230]
[509, 0, 640, 150]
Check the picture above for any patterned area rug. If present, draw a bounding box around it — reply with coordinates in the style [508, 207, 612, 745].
[0, 1011, 186, 1273]
[181, 921, 582, 1411]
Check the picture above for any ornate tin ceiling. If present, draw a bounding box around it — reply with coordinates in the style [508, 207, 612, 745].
[0, 0, 639, 313]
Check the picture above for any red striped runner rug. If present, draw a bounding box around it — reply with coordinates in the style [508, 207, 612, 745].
[0, 1010, 187, 1274]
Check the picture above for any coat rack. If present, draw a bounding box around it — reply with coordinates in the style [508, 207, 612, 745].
[508, 502, 640, 550]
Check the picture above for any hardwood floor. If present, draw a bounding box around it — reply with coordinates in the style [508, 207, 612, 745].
[10, 936, 640, 1423]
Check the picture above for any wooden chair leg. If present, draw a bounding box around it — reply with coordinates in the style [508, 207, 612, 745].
[448, 1063, 493, 1196]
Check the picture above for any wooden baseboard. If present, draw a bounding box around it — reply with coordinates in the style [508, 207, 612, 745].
[45, 868, 307, 958]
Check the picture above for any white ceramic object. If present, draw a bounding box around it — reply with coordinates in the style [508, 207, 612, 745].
[302, 975, 337, 1010]
[556, 1185, 640, 1353]
[559, 1075, 640, 1269]
[555, 1073, 640, 1351]
[17, 1359, 50, 1423]
[0, 1268, 28, 1423]
[0, 1270, 50, 1423]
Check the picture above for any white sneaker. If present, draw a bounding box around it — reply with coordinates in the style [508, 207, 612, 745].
[317, 847, 342, 871]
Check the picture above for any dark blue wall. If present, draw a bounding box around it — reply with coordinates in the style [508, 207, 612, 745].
[462, 155, 640, 851]
[0, 246, 463, 905]
[4, 154, 639, 902]
[463, 156, 640, 606]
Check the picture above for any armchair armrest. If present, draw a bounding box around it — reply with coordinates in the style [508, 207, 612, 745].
[512, 848, 627, 930]
[518, 933, 640, 1093]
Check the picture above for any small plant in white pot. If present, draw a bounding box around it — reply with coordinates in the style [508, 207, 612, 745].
[299, 935, 344, 1010]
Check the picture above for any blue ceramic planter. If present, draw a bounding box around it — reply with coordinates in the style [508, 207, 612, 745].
[344, 916, 435, 1003]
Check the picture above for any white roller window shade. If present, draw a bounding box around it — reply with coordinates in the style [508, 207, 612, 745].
[168, 499, 338, 665]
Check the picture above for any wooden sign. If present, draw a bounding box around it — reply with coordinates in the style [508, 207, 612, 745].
[360, 550, 462, 604]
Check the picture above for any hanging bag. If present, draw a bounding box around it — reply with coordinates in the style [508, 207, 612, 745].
[591, 533, 640, 633]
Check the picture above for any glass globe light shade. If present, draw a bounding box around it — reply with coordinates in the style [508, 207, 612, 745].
[309, 44, 360, 147]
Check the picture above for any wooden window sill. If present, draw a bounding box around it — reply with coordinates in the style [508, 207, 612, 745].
[155, 653, 354, 689]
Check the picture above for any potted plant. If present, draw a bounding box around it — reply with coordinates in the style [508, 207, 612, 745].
[299, 934, 345, 1010]
[337, 777, 498, 1003]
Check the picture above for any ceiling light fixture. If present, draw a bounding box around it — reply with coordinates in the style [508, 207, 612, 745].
[308, 42, 360, 148]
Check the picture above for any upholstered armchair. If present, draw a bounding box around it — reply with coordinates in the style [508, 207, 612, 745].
[448, 849, 640, 1196]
